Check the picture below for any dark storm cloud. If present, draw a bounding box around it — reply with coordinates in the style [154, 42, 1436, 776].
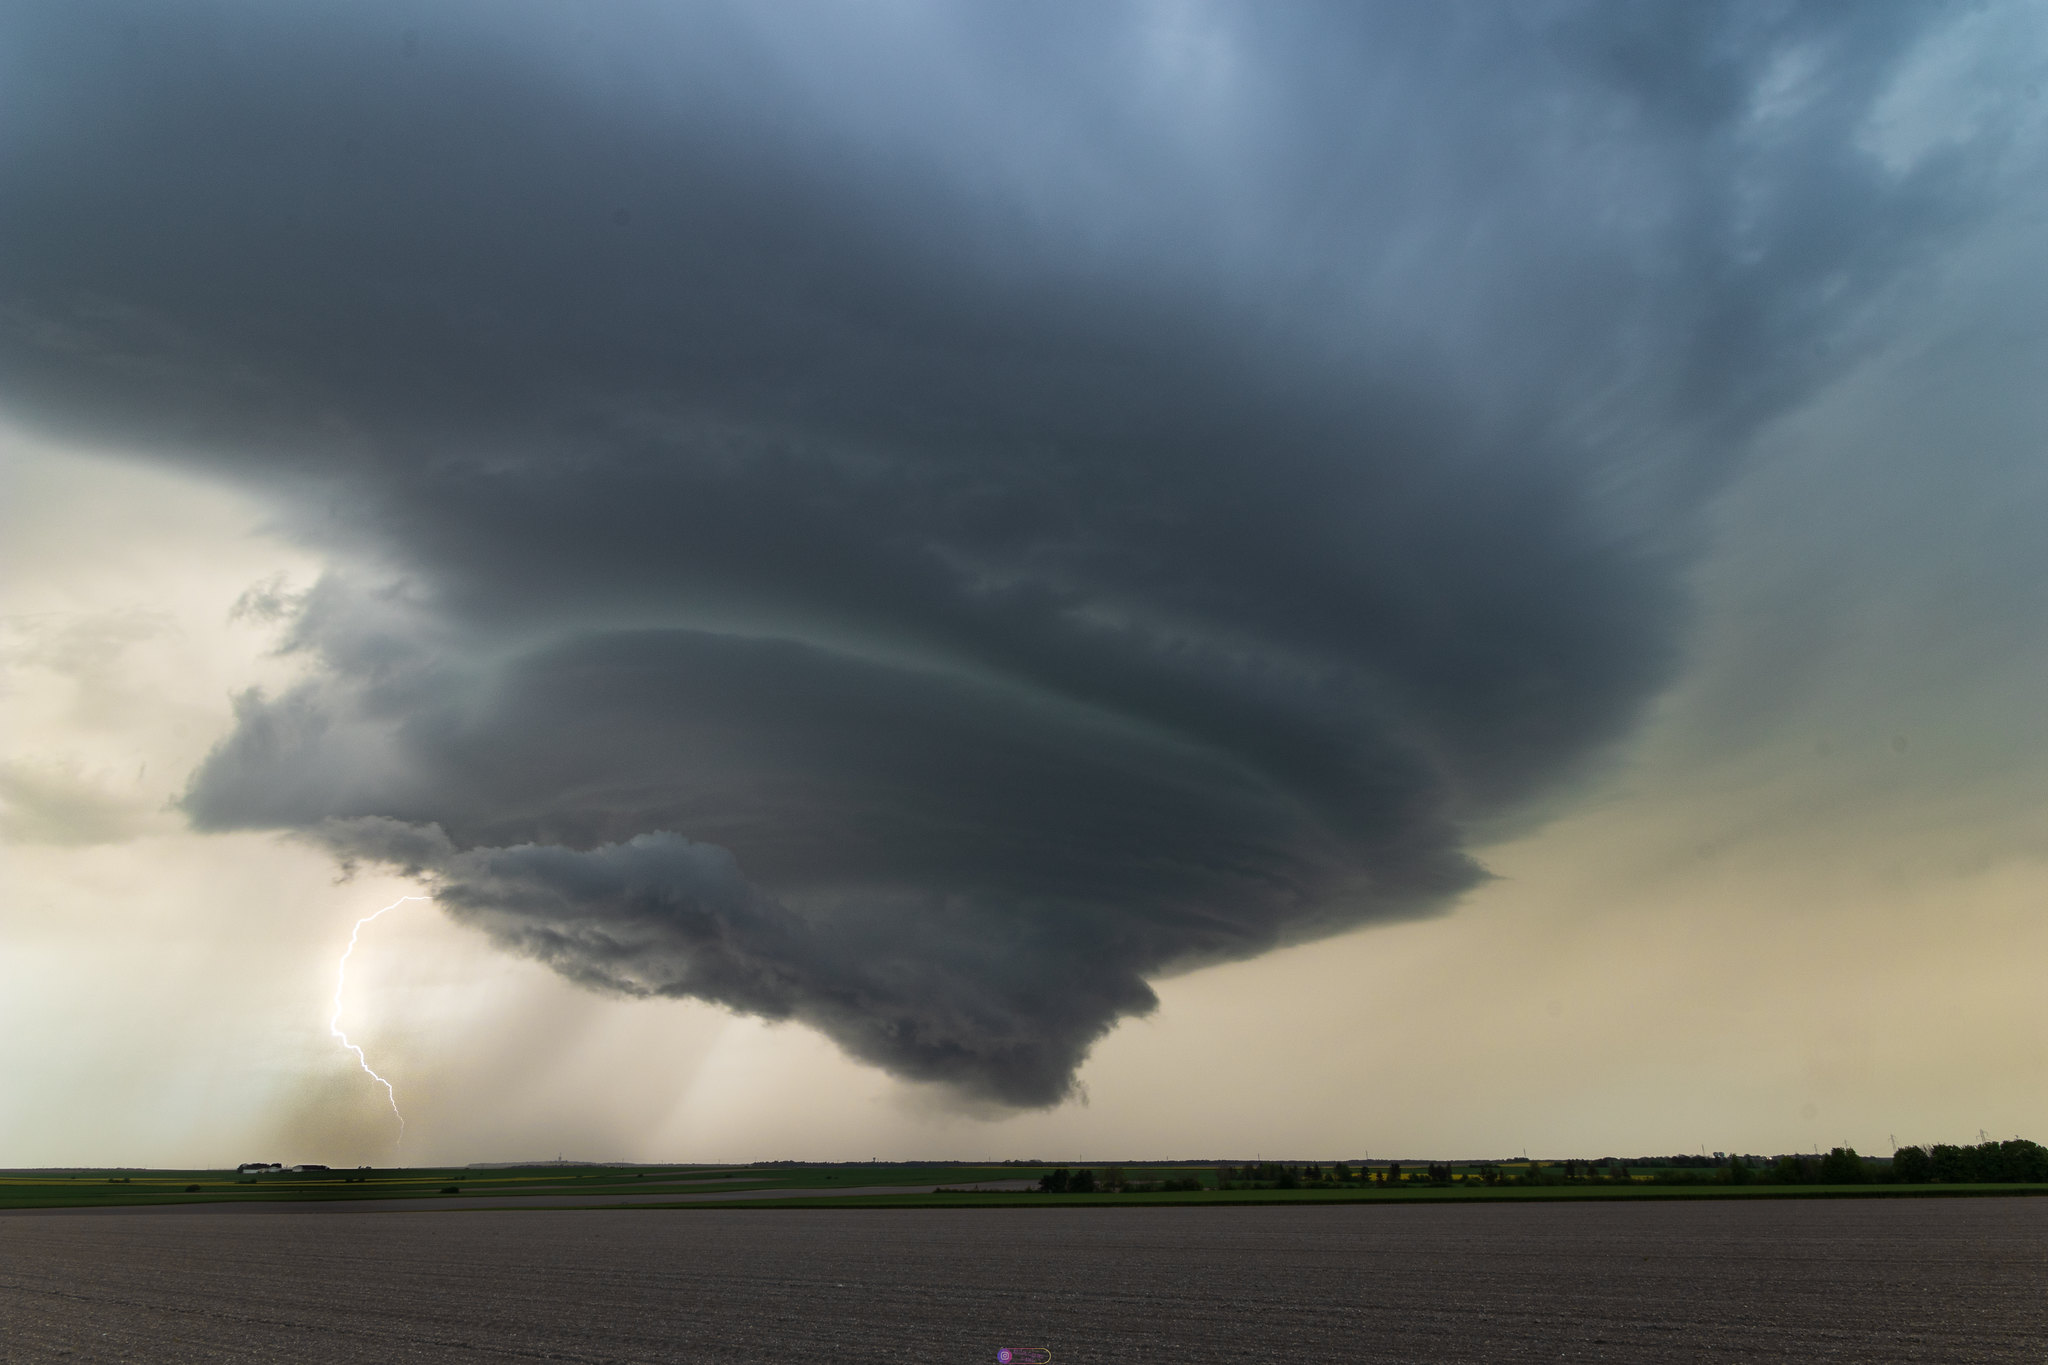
[0, 1, 1981, 1102]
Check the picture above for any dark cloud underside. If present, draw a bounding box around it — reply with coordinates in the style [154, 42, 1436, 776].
[0, 0, 1966, 1102]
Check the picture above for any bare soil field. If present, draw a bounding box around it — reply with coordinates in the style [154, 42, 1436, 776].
[1, 1199, 2041, 1363]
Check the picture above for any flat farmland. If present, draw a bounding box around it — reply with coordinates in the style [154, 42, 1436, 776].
[2, 1200, 2042, 1363]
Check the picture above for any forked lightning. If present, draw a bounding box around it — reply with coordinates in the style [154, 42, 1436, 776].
[330, 894, 428, 1144]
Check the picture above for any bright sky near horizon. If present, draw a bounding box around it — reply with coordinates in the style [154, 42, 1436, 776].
[3, 1, 2046, 1167]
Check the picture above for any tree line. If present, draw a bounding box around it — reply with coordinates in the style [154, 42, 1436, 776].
[1806, 1138, 2048, 1185]
[1028, 1137, 2047, 1192]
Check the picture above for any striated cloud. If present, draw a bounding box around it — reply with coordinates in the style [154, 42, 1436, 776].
[0, 0, 2007, 1103]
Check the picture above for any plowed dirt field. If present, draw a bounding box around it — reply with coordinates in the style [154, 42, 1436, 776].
[2, 1198, 2042, 1362]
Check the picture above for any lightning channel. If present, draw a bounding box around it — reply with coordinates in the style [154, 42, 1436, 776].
[330, 894, 429, 1144]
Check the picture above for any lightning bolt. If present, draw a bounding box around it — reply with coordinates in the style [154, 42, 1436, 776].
[330, 894, 429, 1144]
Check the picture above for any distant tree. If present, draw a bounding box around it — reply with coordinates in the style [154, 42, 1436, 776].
[1068, 1168, 1096, 1194]
[1917, 1137, 2048, 1182]
[1891, 1146, 1932, 1183]
[1970, 1138, 2046, 1182]
[1038, 1168, 1071, 1193]
[1276, 1165, 1300, 1189]
[1385, 1162, 1402, 1185]
[1726, 1154, 1752, 1185]
[1997, 1138, 2048, 1182]
[1819, 1147, 1868, 1183]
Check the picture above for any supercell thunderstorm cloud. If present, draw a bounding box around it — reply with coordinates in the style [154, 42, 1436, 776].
[0, 2, 1983, 1104]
